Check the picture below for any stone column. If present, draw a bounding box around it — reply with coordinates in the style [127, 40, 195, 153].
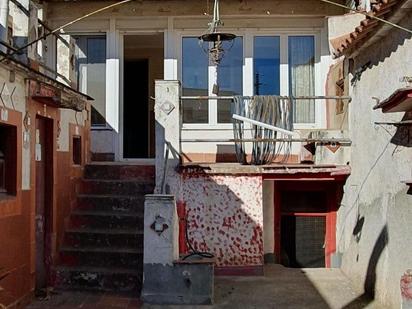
[154, 80, 181, 193]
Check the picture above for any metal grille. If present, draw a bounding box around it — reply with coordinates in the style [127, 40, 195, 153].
[281, 216, 326, 268]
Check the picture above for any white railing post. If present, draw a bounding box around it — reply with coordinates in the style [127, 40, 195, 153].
[154, 80, 181, 193]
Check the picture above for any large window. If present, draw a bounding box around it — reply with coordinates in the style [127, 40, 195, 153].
[181, 34, 317, 126]
[74, 36, 107, 126]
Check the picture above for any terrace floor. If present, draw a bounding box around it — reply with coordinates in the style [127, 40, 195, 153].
[26, 265, 385, 309]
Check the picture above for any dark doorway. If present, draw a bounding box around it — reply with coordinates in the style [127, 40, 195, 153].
[278, 188, 329, 268]
[123, 34, 164, 159]
[123, 59, 149, 158]
[35, 117, 53, 291]
[281, 216, 326, 267]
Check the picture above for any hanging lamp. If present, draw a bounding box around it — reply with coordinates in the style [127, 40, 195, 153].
[199, 0, 236, 67]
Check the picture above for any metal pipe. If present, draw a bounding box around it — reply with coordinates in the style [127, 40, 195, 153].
[233, 114, 295, 136]
[161, 142, 170, 195]
[181, 138, 352, 145]
[181, 95, 352, 101]
[0, 0, 9, 53]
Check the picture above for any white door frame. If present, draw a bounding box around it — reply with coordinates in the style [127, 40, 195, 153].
[118, 30, 165, 163]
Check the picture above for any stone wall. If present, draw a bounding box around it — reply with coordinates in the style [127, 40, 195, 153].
[337, 12, 412, 308]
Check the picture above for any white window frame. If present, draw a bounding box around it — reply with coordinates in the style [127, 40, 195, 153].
[178, 29, 323, 130]
[69, 32, 110, 130]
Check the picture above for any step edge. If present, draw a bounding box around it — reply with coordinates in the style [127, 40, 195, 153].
[65, 228, 143, 235]
[60, 246, 143, 254]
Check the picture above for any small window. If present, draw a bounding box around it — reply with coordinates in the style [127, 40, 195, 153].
[0, 124, 17, 196]
[72, 136, 82, 165]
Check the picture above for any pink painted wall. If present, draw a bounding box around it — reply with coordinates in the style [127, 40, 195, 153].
[178, 175, 264, 267]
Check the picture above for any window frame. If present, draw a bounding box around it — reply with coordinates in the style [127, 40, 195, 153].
[71, 32, 109, 130]
[178, 29, 322, 130]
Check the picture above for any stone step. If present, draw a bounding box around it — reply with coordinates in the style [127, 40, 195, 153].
[64, 227, 143, 248]
[69, 210, 144, 230]
[54, 266, 142, 293]
[81, 179, 154, 196]
[84, 164, 155, 181]
[59, 246, 143, 269]
[77, 195, 145, 214]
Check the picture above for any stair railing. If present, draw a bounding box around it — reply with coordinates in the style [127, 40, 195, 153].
[160, 141, 171, 194]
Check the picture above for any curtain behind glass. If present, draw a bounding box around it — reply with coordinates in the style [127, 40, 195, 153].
[288, 36, 315, 123]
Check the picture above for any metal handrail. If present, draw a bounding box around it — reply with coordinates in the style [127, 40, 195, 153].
[181, 138, 352, 146]
[160, 141, 171, 194]
[181, 95, 352, 101]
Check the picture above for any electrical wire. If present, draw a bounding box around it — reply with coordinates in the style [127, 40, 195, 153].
[182, 214, 214, 261]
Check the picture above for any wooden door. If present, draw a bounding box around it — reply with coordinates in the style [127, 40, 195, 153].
[35, 117, 53, 291]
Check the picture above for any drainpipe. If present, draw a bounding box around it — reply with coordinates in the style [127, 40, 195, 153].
[0, 0, 9, 53]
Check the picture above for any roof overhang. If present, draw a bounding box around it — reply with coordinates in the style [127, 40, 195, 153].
[373, 87, 412, 113]
[332, 0, 412, 58]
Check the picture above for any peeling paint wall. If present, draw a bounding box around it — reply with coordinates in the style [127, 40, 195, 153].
[176, 175, 264, 267]
[337, 12, 412, 308]
[0, 64, 90, 307]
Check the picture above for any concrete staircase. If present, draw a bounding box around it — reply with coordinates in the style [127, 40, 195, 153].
[55, 164, 155, 294]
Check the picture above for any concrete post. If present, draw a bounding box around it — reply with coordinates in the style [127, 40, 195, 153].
[142, 194, 179, 302]
[142, 194, 214, 305]
[143, 195, 179, 266]
[154, 80, 181, 193]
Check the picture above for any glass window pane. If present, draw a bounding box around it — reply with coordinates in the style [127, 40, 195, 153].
[75, 36, 107, 126]
[253, 36, 280, 95]
[182, 37, 209, 123]
[217, 37, 243, 123]
[288, 36, 315, 123]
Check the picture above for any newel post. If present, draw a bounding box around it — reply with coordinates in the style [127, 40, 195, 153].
[154, 80, 181, 193]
